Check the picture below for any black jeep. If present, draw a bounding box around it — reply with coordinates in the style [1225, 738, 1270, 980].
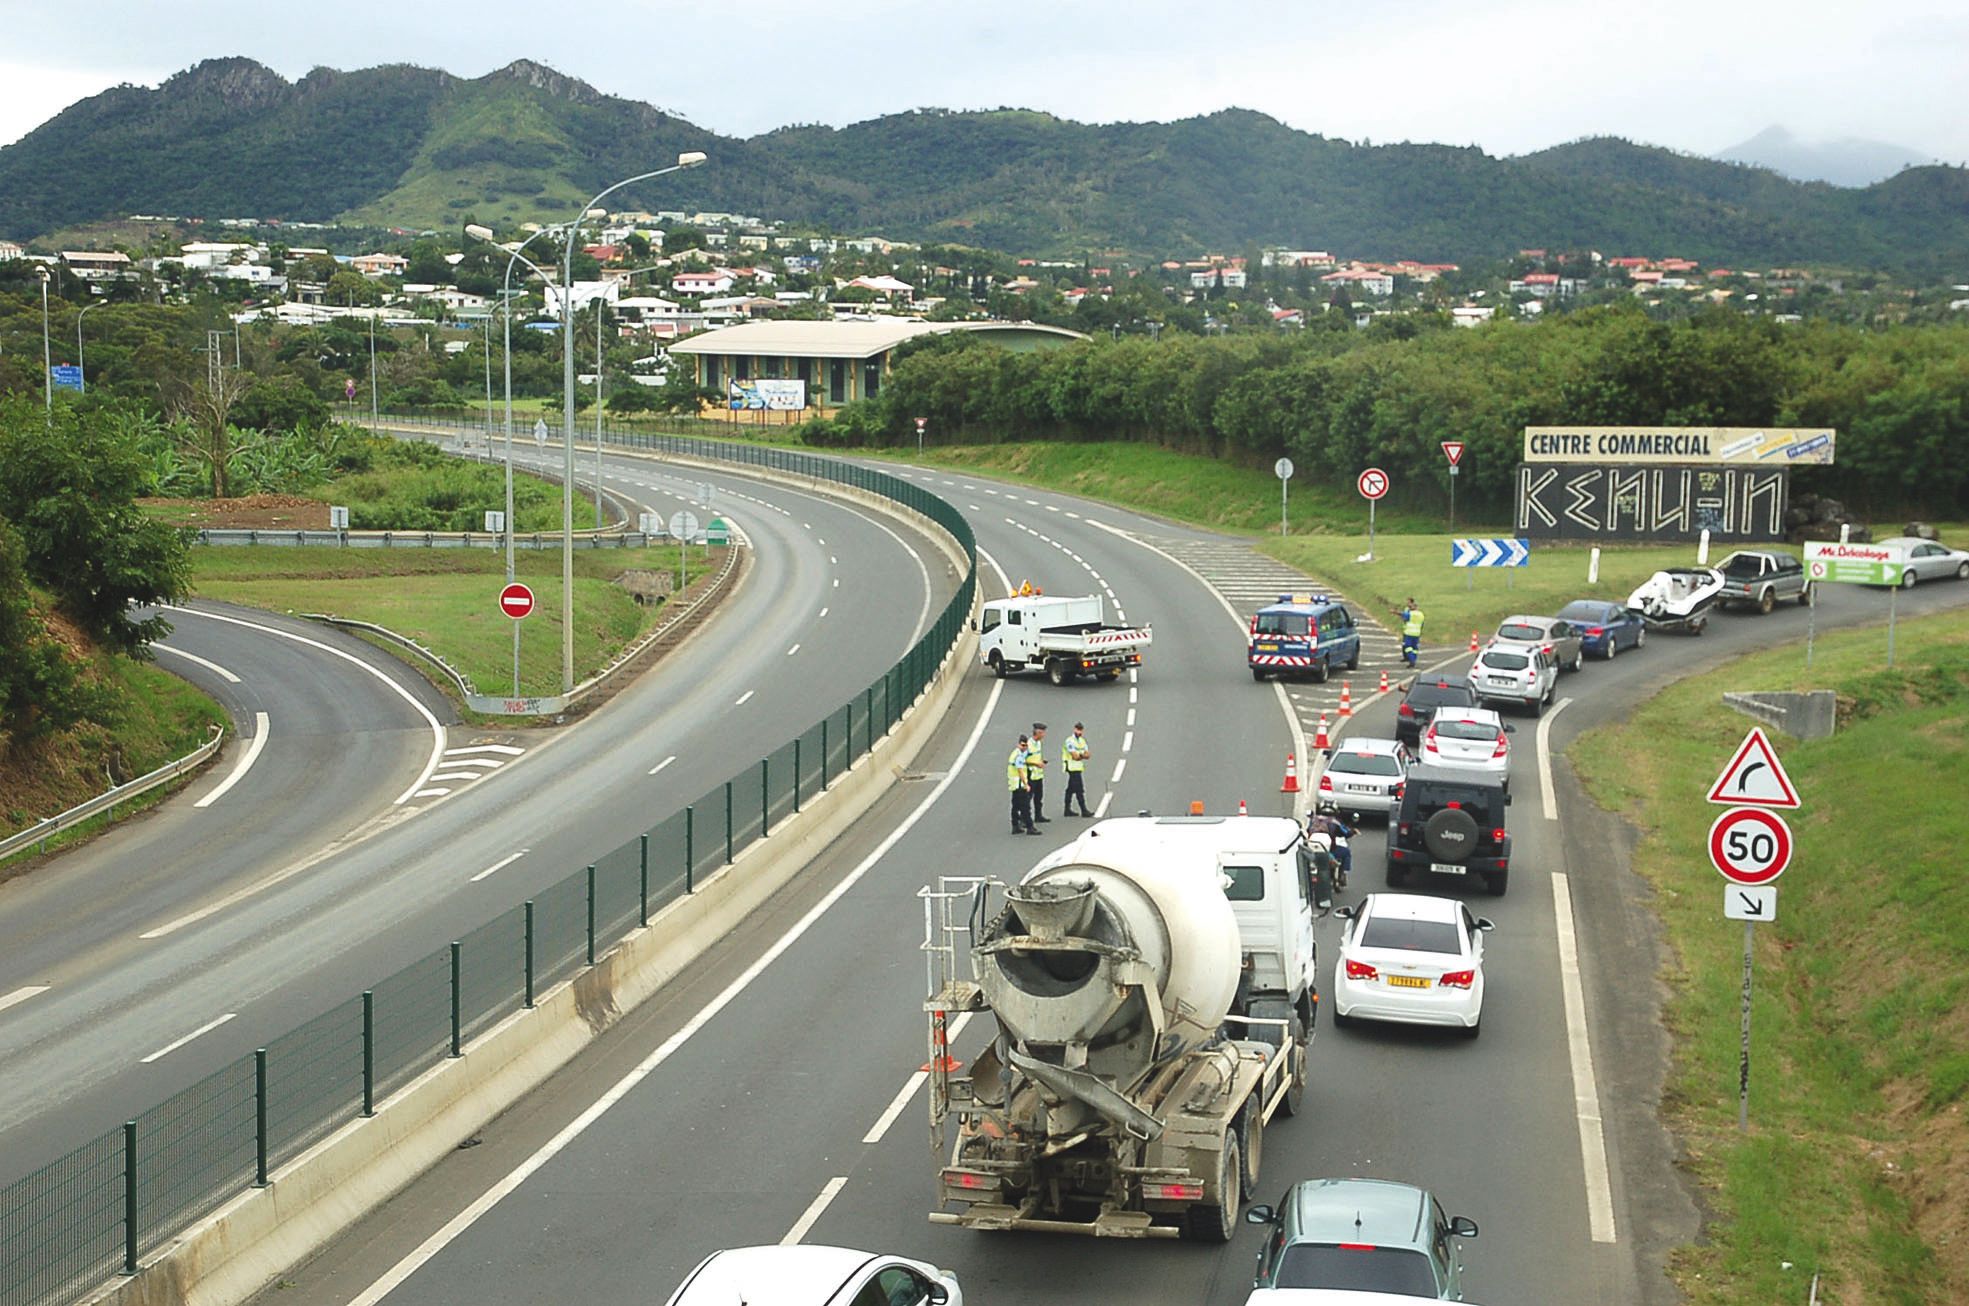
[1386, 763, 1512, 896]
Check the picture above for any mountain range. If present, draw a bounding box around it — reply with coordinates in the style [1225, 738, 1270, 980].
[2, 58, 1965, 275]
[1715, 125, 1938, 188]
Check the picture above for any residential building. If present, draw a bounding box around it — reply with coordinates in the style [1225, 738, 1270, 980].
[1509, 272, 1577, 298]
[351, 252, 409, 278]
[672, 269, 736, 297]
[0, 240, 25, 261]
[1321, 267, 1393, 296]
[61, 250, 133, 281]
[1189, 267, 1248, 289]
[1451, 304, 1497, 328]
[543, 280, 620, 315]
[177, 241, 259, 270]
[845, 274, 914, 300]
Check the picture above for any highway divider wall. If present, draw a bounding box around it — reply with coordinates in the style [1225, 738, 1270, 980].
[0, 436, 978, 1306]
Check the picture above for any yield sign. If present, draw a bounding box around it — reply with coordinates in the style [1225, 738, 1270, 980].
[1706, 727, 1800, 808]
[1441, 441, 1465, 467]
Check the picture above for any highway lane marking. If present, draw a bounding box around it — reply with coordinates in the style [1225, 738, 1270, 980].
[649, 755, 676, 776]
[818, 607, 829, 619]
[786, 643, 801, 656]
[413, 787, 451, 799]
[1122, 731, 1135, 752]
[339, 638, 1011, 1306]
[830, 555, 838, 565]
[969, 504, 981, 511]
[1129, 687, 1137, 704]
[140, 1013, 236, 1064]
[445, 745, 524, 757]
[154, 643, 242, 683]
[1126, 708, 1136, 727]
[1065, 511, 1081, 519]
[194, 711, 270, 809]
[1110, 758, 1127, 783]
[434, 757, 504, 770]
[429, 771, 490, 783]
[833, 578, 839, 588]
[1095, 791, 1114, 818]
[470, 850, 529, 883]
[734, 690, 755, 706]
[1537, 697, 1574, 821]
[0, 985, 51, 1014]
[817, 537, 825, 546]
[163, 606, 447, 804]
[1553, 872, 1619, 1244]
[861, 1017, 972, 1145]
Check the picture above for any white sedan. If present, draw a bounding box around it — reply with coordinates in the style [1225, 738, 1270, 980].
[1332, 894, 1493, 1037]
[1418, 706, 1513, 789]
[664, 1246, 961, 1306]
[1873, 536, 1969, 587]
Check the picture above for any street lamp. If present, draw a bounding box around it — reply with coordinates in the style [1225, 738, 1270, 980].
[557, 151, 705, 694]
[76, 300, 102, 395]
[37, 266, 52, 414]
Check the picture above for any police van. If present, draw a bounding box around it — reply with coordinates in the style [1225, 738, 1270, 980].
[1248, 593, 1362, 683]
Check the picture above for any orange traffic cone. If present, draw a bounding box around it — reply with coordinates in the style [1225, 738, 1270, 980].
[1238, 799, 1249, 816]
[921, 1010, 960, 1073]
[1338, 681, 1353, 717]
[1280, 753, 1300, 794]
[1315, 713, 1331, 751]
[1469, 631, 1480, 652]
[1378, 668, 1390, 693]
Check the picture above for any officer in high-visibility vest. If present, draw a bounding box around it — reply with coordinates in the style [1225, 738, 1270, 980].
[1008, 733, 1038, 834]
[1397, 597, 1425, 667]
[1061, 723, 1093, 817]
[1025, 722, 1050, 822]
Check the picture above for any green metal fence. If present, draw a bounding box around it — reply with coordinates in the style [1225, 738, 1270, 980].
[0, 430, 976, 1306]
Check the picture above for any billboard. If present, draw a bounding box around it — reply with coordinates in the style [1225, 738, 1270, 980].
[1523, 426, 1835, 466]
[1516, 464, 1788, 542]
[728, 379, 807, 412]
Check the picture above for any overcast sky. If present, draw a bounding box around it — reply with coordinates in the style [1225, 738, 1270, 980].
[2, 0, 1964, 162]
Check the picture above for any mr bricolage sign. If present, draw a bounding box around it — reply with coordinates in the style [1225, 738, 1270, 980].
[1523, 426, 1836, 466]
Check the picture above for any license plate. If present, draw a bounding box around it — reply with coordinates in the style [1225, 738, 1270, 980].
[1258, 644, 1278, 652]
[1488, 678, 1516, 688]
[1387, 975, 1431, 989]
[1429, 862, 1467, 875]
[1348, 785, 1377, 794]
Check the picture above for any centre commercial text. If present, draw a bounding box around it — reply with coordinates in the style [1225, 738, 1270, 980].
[1522, 426, 1836, 466]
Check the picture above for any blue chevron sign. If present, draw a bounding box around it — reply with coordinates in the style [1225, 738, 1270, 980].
[1451, 537, 1531, 568]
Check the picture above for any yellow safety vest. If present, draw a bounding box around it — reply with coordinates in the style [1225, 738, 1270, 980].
[1063, 736, 1088, 772]
[1008, 748, 1028, 791]
[1403, 607, 1426, 638]
[1025, 741, 1047, 780]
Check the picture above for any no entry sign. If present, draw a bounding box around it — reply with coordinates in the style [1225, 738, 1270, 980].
[1357, 467, 1390, 500]
[499, 582, 536, 620]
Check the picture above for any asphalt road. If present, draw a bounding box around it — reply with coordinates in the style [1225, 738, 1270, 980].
[0, 442, 955, 1184]
[246, 477, 1969, 1306]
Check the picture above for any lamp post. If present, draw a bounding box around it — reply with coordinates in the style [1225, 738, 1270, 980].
[594, 299, 606, 526]
[76, 301, 101, 395]
[37, 266, 53, 414]
[558, 151, 705, 694]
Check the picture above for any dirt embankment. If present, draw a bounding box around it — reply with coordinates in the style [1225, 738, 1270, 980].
[140, 495, 332, 530]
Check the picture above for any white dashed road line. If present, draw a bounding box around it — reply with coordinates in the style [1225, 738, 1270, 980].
[1110, 758, 1127, 784]
[470, 850, 528, 883]
[786, 643, 801, 656]
[0, 986, 51, 1015]
[649, 755, 676, 776]
[734, 690, 755, 706]
[140, 1013, 236, 1064]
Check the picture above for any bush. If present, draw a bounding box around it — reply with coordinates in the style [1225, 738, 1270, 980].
[606, 385, 660, 414]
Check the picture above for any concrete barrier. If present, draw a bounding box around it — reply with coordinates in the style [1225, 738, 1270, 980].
[1721, 690, 1837, 740]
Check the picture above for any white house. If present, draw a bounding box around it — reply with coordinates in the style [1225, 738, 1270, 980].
[62, 250, 134, 281]
[543, 280, 620, 315]
[1451, 304, 1497, 328]
[0, 240, 22, 261]
[352, 252, 409, 278]
[613, 295, 683, 326]
[177, 241, 259, 270]
[1321, 267, 1393, 297]
[846, 274, 913, 300]
[672, 269, 736, 297]
[1189, 267, 1248, 289]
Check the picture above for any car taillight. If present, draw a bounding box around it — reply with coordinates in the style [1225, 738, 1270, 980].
[1490, 827, 1507, 844]
[1492, 734, 1508, 759]
[1344, 959, 1378, 980]
[1446, 801, 1462, 809]
[1399, 702, 1415, 717]
[1440, 969, 1475, 989]
[1151, 1180, 1206, 1201]
[1542, 644, 1553, 655]
[1393, 782, 1405, 800]
[1586, 626, 1605, 637]
[1526, 668, 1537, 682]
[1319, 773, 1334, 792]
[1249, 617, 1257, 635]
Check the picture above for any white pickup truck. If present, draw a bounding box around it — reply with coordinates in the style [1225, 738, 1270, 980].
[977, 593, 1150, 685]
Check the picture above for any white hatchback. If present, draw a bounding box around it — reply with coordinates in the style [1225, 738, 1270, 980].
[663, 1246, 961, 1306]
[1331, 893, 1493, 1037]
[1418, 706, 1513, 790]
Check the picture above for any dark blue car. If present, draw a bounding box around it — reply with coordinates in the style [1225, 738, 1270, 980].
[1555, 599, 1646, 659]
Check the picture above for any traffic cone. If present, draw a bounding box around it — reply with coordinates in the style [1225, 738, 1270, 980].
[1378, 668, 1390, 693]
[1238, 799, 1249, 816]
[1280, 753, 1300, 794]
[1315, 713, 1331, 751]
[1469, 631, 1480, 652]
[921, 1010, 960, 1073]
[1338, 681, 1353, 717]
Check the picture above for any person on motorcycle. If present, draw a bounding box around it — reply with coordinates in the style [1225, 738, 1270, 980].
[1299, 830, 1337, 911]
[1308, 812, 1354, 888]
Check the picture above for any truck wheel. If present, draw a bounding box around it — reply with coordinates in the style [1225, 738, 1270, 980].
[1047, 660, 1072, 687]
[1277, 1013, 1308, 1118]
[1239, 1101, 1263, 1199]
[1182, 1131, 1239, 1243]
[1758, 588, 1775, 615]
[989, 651, 1007, 679]
[1251, 667, 1268, 683]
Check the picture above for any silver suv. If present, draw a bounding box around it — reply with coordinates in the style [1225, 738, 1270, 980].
[1471, 642, 1558, 716]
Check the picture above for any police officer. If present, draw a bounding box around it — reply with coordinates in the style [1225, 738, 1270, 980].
[1061, 722, 1093, 816]
[1396, 597, 1426, 667]
[1026, 723, 1050, 822]
[1008, 733, 1038, 835]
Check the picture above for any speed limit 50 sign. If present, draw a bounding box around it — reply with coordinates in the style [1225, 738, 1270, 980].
[1708, 807, 1793, 885]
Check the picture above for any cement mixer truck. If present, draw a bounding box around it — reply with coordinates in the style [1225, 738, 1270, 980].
[920, 815, 1317, 1242]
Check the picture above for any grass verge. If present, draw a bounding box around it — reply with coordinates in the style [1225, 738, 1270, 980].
[1571, 607, 1969, 1303]
[190, 544, 724, 699]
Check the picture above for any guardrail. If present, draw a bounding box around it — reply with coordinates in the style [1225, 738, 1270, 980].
[192, 530, 661, 550]
[0, 434, 977, 1306]
[0, 727, 225, 869]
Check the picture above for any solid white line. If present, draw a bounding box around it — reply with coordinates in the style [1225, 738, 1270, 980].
[734, 690, 755, 706]
[1095, 791, 1114, 818]
[1110, 758, 1127, 783]
[1538, 697, 1574, 821]
[864, 1072, 928, 1145]
[194, 711, 270, 809]
[445, 744, 524, 757]
[341, 641, 1010, 1306]
[1553, 873, 1618, 1244]
[165, 606, 446, 803]
[786, 643, 801, 656]
[649, 755, 676, 776]
[153, 643, 242, 684]
[470, 850, 528, 883]
[0, 985, 51, 1014]
[139, 1012, 236, 1064]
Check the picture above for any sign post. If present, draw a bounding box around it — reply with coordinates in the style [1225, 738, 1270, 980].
[499, 582, 535, 698]
[669, 509, 700, 595]
[1357, 467, 1389, 561]
[533, 417, 548, 448]
[1275, 457, 1294, 537]
[1805, 540, 1905, 668]
[1441, 441, 1464, 529]
[915, 416, 928, 455]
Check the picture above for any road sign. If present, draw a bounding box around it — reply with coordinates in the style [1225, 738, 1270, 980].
[1804, 540, 1903, 586]
[706, 516, 730, 545]
[638, 511, 661, 536]
[329, 506, 350, 530]
[1275, 457, 1294, 480]
[1709, 807, 1793, 885]
[1450, 538, 1530, 568]
[915, 417, 928, 433]
[1724, 884, 1778, 922]
[498, 582, 536, 620]
[484, 510, 506, 534]
[50, 364, 82, 392]
[1441, 441, 1465, 467]
[1357, 467, 1389, 500]
[345, 378, 358, 401]
[1706, 727, 1800, 808]
[533, 417, 548, 447]
[668, 510, 701, 543]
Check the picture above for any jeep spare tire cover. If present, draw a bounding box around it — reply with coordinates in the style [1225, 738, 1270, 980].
[1422, 807, 1482, 862]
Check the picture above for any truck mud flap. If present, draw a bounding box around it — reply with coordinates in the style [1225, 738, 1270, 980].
[929, 1206, 1178, 1239]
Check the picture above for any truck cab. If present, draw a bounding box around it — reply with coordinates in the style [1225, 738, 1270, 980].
[1249, 594, 1361, 683]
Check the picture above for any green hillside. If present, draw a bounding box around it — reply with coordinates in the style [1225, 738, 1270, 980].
[2, 58, 1964, 273]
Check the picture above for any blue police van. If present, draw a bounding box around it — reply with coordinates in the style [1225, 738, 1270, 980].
[1247, 593, 1362, 683]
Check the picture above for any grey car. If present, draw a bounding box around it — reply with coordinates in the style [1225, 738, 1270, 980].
[1492, 614, 1583, 672]
[1874, 537, 1969, 587]
[1246, 1176, 1479, 1299]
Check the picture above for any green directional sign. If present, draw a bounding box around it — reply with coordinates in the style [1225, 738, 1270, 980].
[1805, 541, 1902, 586]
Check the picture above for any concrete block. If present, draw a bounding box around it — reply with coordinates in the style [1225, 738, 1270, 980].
[1721, 690, 1837, 740]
